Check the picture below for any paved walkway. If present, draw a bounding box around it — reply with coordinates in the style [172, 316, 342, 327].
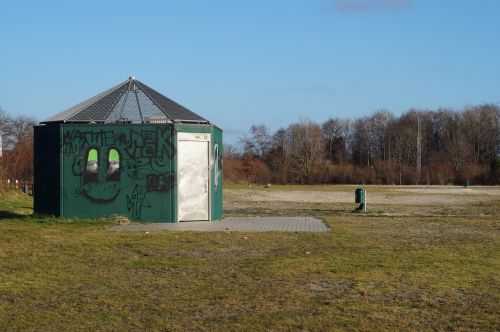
[108, 216, 329, 233]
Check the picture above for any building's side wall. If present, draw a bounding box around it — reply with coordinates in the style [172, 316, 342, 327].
[60, 124, 176, 222]
[211, 126, 223, 220]
[34, 125, 61, 216]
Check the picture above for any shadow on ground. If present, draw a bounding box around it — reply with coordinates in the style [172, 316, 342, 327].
[0, 211, 31, 220]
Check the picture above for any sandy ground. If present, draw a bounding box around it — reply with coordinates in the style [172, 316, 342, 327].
[225, 186, 500, 206]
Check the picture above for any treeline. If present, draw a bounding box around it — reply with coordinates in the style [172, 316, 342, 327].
[225, 105, 500, 185]
[0, 108, 36, 191]
[1, 105, 499, 189]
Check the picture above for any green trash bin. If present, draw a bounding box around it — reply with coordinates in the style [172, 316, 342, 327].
[355, 188, 367, 212]
[355, 188, 365, 203]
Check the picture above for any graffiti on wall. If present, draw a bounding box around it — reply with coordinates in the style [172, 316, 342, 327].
[126, 184, 150, 219]
[213, 143, 222, 195]
[79, 146, 122, 203]
[63, 127, 176, 219]
[146, 173, 175, 192]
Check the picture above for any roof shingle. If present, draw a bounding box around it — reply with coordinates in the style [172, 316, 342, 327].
[42, 77, 208, 124]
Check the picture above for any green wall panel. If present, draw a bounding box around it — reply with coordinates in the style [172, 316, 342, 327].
[174, 124, 212, 134]
[211, 126, 223, 220]
[60, 124, 176, 222]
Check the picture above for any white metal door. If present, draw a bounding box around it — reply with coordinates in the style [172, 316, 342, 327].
[178, 138, 209, 221]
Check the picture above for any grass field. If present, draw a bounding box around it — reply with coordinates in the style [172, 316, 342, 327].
[0, 186, 499, 331]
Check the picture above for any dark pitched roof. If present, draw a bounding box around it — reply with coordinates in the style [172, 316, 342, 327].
[42, 77, 208, 124]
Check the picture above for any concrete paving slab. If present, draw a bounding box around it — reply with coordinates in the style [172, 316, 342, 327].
[108, 216, 329, 233]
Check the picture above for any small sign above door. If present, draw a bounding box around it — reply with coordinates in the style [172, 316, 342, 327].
[178, 132, 210, 142]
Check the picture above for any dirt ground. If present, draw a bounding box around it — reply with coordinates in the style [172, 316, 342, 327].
[225, 185, 500, 206]
[223, 185, 500, 219]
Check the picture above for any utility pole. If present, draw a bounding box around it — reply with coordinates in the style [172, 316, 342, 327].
[416, 116, 422, 183]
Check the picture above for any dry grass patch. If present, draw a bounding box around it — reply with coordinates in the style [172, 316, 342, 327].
[0, 187, 499, 330]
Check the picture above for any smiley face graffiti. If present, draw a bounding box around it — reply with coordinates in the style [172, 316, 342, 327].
[79, 147, 122, 203]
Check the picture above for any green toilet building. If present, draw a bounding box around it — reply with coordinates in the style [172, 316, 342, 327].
[34, 77, 223, 222]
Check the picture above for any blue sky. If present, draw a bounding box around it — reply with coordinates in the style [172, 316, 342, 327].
[1, 0, 499, 144]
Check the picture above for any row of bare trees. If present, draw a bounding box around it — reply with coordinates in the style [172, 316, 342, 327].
[0, 107, 36, 192]
[226, 105, 500, 185]
[1, 104, 499, 188]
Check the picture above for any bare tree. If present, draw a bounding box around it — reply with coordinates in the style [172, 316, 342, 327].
[351, 117, 370, 167]
[240, 124, 271, 158]
[223, 143, 241, 158]
[367, 110, 392, 162]
[267, 128, 290, 183]
[286, 119, 324, 183]
[322, 117, 351, 163]
[0, 112, 37, 182]
[0, 107, 9, 153]
[462, 105, 499, 165]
